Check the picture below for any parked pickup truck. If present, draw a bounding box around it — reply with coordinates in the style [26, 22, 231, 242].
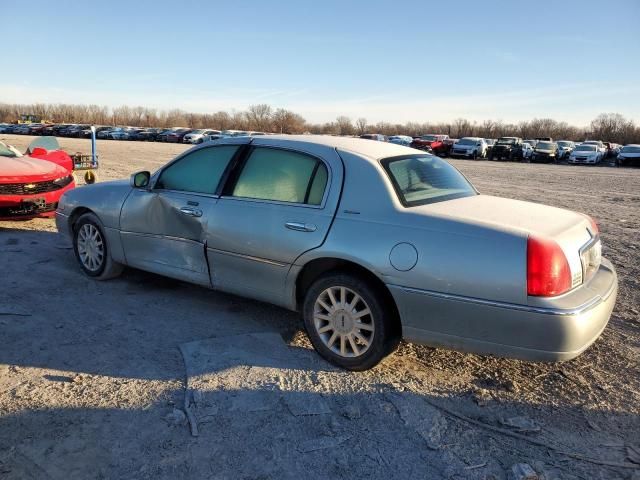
[410, 134, 450, 156]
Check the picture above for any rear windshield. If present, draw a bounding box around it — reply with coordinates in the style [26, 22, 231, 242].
[382, 155, 476, 207]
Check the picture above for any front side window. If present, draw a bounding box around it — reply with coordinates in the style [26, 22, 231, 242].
[231, 148, 328, 205]
[382, 154, 476, 207]
[156, 145, 238, 194]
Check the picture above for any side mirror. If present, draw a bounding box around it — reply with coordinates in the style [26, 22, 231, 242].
[130, 170, 150, 188]
[477, 142, 482, 146]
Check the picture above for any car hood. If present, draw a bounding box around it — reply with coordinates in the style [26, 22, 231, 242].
[413, 194, 589, 239]
[619, 152, 640, 158]
[0, 155, 69, 183]
[534, 149, 554, 154]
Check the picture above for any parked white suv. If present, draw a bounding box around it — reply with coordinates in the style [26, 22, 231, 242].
[449, 137, 487, 159]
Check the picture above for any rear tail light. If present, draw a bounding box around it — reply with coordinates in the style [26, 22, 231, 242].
[586, 215, 599, 236]
[527, 235, 572, 297]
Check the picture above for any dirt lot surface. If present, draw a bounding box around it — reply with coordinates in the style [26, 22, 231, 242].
[1, 134, 639, 480]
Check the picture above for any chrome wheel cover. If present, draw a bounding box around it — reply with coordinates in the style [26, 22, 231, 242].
[77, 223, 105, 272]
[313, 286, 375, 358]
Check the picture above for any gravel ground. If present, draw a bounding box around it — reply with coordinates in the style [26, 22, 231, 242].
[0, 134, 639, 480]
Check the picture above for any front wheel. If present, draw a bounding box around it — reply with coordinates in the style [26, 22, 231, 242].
[73, 213, 124, 280]
[303, 273, 397, 371]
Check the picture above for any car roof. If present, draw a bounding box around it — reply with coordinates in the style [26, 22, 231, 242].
[247, 134, 415, 161]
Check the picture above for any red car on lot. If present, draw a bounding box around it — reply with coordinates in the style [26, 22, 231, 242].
[0, 138, 75, 219]
[165, 128, 193, 143]
[410, 134, 451, 156]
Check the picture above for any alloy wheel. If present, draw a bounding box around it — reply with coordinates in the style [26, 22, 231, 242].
[313, 286, 375, 358]
[77, 223, 105, 272]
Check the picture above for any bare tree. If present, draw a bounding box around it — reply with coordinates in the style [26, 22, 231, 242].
[355, 117, 368, 135]
[590, 113, 635, 144]
[272, 108, 306, 134]
[245, 104, 273, 132]
[335, 116, 354, 136]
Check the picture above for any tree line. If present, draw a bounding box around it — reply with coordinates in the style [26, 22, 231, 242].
[0, 102, 638, 144]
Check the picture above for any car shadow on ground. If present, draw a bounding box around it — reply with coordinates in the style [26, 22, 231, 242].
[1, 226, 638, 479]
[0, 332, 637, 480]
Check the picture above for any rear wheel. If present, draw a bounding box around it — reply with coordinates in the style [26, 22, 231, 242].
[303, 273, 397, 371]
[73, 213, 124, 280]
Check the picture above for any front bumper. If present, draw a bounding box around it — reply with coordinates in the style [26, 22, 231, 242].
[390, 258, 617, 362]
[0, 183, 75, 219]
[569, 157, 597, 164]
[450, 150, 475, 158]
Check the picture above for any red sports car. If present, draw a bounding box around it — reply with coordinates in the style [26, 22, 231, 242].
[0, 138, 75, 219]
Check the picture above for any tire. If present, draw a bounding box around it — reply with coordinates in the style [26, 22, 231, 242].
[472, 150, 478, 160]
[302, 273, 398, 371]
[73, 213, 124, 280]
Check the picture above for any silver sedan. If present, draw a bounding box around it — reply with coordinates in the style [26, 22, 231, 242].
[56, 135, 617, 370]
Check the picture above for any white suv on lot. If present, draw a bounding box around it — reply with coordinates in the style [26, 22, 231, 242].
[449, 137, 487, 159]
[183, 129, 221, 144]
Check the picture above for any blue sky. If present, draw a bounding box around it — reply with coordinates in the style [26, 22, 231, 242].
[2, 0, 639, 125]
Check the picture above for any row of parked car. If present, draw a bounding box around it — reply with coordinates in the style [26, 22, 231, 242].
[363, 133, 637, 166]
[0, 123, 266, 144]
[2, 122, 638, 166]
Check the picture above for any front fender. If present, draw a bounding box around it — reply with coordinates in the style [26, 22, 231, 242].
[57, 180, 133, 229]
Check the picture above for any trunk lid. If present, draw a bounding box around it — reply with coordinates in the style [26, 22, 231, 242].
[416, 194, 597, 289]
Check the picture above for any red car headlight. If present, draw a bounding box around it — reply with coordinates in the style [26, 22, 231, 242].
[53, 175, 74, 188]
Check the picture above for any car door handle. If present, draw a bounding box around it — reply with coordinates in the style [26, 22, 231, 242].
[285, 222, 316, 232]
[179, 206, 203, 217]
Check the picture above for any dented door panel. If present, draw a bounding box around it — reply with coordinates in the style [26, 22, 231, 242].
[119, 189, 214, 285]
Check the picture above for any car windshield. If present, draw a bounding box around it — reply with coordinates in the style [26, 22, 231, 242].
[575, 145, 596, 152]
[457, 138, 477, 146]
[621, 146, 640, 153]
[557, 141, 573, 147]
[419, 135, 438, 141]
[0, 142, 21, 157]
[26, 136, 61, 153]
[382, 155, 476, 207]
[497, 138, 516, 145]
[191, 129, 206, 134]
[536, 142, 555, 150]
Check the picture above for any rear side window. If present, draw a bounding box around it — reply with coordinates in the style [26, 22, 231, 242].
[156, 145, 238, 194]
[231, 148, 328, 205]
[382, 154, 476, 206]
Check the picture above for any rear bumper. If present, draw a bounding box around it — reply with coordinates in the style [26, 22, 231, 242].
[390, 258, 617, 362]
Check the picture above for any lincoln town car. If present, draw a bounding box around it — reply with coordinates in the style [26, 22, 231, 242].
[55, 136, 617, 370]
